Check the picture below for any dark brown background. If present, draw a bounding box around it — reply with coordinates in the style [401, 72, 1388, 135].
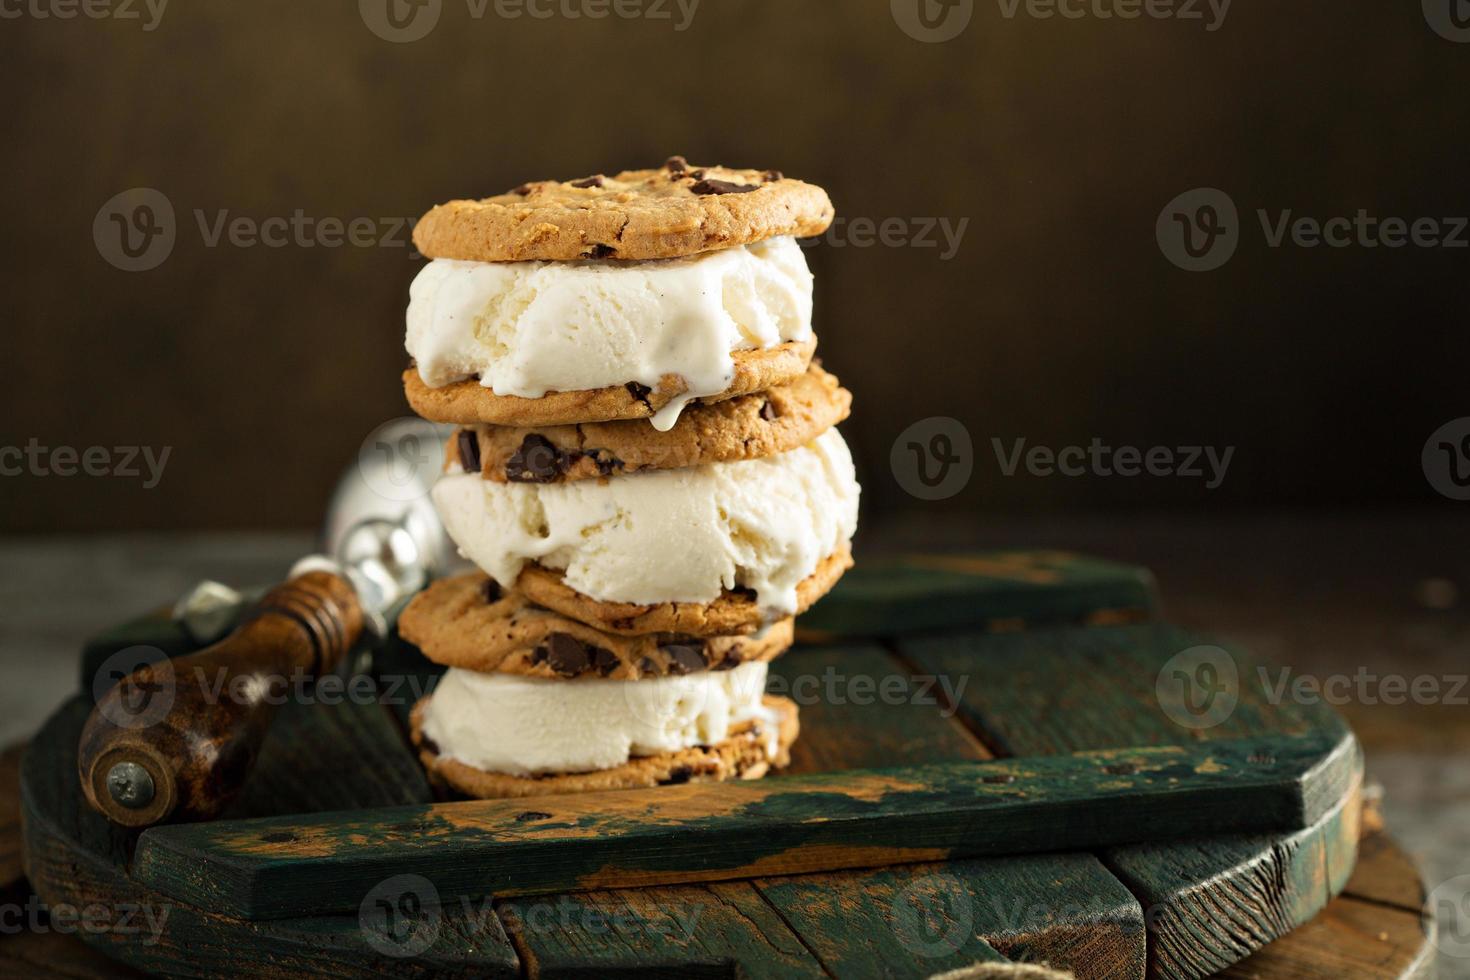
[2, 0, 1465, 532]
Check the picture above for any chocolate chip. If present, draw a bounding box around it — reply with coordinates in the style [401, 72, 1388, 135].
[661, 644, 708, 675]
[592, 647, 619, 676]
[729, 586, 758, 600]
[712, 650, 743, 671]
[759, 400, 778, 422]
[625, 381, 653, 410]
[763, 169, 783, 182]
[457, 430, 481, 474]
[638, 656, 658, 675]
[511, 183, 532, 196]
[480, 578, 502, 603]
[570, 175, 604, 189]
[587, 243, 617, 259]
[515, 810, 552, 822]
[689, 169, 706, 180]
[660, 766, 693, 785]
[691, 178, 759, 196]
[663, 155, 688, 172]
[545, 633, 590, 676]
[507, 434, 567, 483]
[530, 646, 548, 667]
[579, 448, 625, 477]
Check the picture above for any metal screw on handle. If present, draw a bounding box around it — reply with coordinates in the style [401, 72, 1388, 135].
[106, 761, 156, 809]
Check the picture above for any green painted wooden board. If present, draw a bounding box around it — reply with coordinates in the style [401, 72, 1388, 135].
[131, 727, 1350, 920]
[798, 549, 1158, 638]
[20, 552, 1364, 978]
[899, 623, 1366, 980]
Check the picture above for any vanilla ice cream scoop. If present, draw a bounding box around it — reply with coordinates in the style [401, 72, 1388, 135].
[432, 429, 860, 614]
[406, 236, 814, 430]
[422, 660, 776, 775]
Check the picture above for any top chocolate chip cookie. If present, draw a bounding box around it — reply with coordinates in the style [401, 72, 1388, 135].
[412, 156, 835, 262]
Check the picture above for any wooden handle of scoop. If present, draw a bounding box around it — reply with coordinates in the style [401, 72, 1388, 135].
[78, 570, 363, 827]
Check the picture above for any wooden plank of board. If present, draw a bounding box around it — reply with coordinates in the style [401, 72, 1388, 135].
[131, 729, 1347, 920]
[1102, 776, 1361, 979]
[774, 644, 991, 773]
[757, 854, 1144, 980]
[1217, 887, 1434, 979]
[21, 696, 521, 978]
[503, 648, 1143, 978]
[227, 694, 433, 818]
[499, 646, 995, 978]
[798, 550, 1158, 640]
[900, 623, 1350, 752]
[902, 624, 1364, 980]
[753, 647, 1147, 979]
[1216, 830, 1434, 979]
[498, 881, 832, 978]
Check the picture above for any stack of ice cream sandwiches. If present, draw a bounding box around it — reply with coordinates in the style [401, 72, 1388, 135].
[397, 157, 860, 798]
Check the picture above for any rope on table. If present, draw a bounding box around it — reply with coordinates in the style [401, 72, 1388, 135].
[929, 964, 1073, 980]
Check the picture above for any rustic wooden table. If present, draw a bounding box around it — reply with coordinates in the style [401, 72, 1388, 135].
[0, 512, 1461, 977]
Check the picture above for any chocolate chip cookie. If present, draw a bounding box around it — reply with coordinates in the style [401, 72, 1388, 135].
[410, 694, 799, 799]
[399, 573, 795, 679]
[514, 545, 854, 637]
[404, 340, 816, 427]
[448, 364, 851, 483]
[412, 157, 833, 262]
